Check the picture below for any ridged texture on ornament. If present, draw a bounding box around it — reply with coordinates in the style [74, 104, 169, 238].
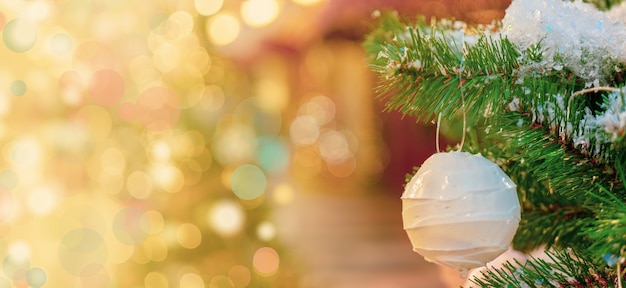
[401, 151, 521, 271]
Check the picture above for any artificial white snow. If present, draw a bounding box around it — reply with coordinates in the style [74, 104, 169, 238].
[573, 89, 626, 154]
[508, 97, 520, 112]
[502, 0, 626, 87]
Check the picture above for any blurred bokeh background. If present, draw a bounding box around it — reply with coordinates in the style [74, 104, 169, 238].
[0, 0, 508, 287]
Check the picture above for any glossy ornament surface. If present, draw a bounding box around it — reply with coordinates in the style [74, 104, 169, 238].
[401, 151, 521, 271]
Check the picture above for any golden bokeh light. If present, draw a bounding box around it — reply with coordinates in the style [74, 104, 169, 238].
[228, 265, 251, 288]
[272, 183, 295, 205]
[241, 0, 280, 27]
[176, 223, 202, 249]
[195, 0, 224, 16]
[179, 272, 205, 288]
[144, 271, 169, 288]
[208, 200, 245, 238]
[126, 170, 153, 199]
[252, 247, 280, 276]
[207, 13, 240, 46]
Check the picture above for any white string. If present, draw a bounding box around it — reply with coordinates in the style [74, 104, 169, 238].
[457, 30, 466, 152]
[458, 74, 466, 152]
[567, 86, 620, 124]
[436, 113, 442, 153]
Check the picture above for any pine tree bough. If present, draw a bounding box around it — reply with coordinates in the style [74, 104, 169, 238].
[364, 0, 626, 286]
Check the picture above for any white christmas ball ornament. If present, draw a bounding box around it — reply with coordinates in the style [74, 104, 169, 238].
[401, 151, 521, 271]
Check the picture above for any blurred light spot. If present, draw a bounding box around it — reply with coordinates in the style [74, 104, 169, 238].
[10, 80, 26, 96]
[150, 164, 184, 193]
[3, 18, 37, 53]
[252, 247, 279, 276]
[177, 223, 202, 249]
[143, 236, 168, 262]
[195, 0, 223, 16]
[145, 210, 164, 235]
[100, 147, 125, 176]
[212, 123, 256, 166]
[272, 183, 294, 205]
[303, 95, 335, 125]
[113, 208, 150, 245]
[188, 47, 212, 75]
[10, 137, 43, 171]
[256, 221, 276, 242]
[327, 157, 357, 178]
[241, 0, 280, 27]
[75, 105, 112, 142]
[184, 84, 206, 109]
[289, 115, 320, 145]
[26, 267, 46, 288]
[0, 170, 18, 191]
[2, 244, 30, 280]
[180, 130, 206, 158]
[7, 241, 30, 263]
[27, 186, 57, 215]
[26, 1, 51, 21]
[228, 265, 251, 288]
[209, 275, 234, 288]
[173, 11, 195, 36]
[199, 85, 225, 112]
[50, 33, 72, 55]
[118, 102, 139, 122]
[145, 271, 169, 288]
[208, 200, 244, 237]
[126, 170, 152, 199]
[230, 164, 266, 200]
[59, 70, 84, 106]
[257, 137, 289, 173]
[292, 0, 325, 5]
[58, 228, 107, 276]
[136, 86, 180, 131]
[148, 140, 171, 163]
[255, 78, 288, 112]
[318, 130, 351, 163]
[207, 13, 240, 46]
[180, 273, 205, 288]
[87, 69, 125, 106]
[154, 42, 180, 72]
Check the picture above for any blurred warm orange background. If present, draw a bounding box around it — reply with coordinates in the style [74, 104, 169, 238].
[0, 0, 509, 287]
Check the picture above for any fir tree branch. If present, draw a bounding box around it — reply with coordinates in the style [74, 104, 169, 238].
[363, 14, 521, 123]
[469, 248, 623, 288]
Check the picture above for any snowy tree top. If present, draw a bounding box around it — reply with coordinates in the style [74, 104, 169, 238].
[502, 0, 626, 87]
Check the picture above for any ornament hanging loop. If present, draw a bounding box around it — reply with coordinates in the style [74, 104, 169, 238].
[567, 86, 620, 124]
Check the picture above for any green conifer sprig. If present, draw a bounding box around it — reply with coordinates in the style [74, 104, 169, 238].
[470, 249, 623, 287]
[364, 14, 521, 123]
